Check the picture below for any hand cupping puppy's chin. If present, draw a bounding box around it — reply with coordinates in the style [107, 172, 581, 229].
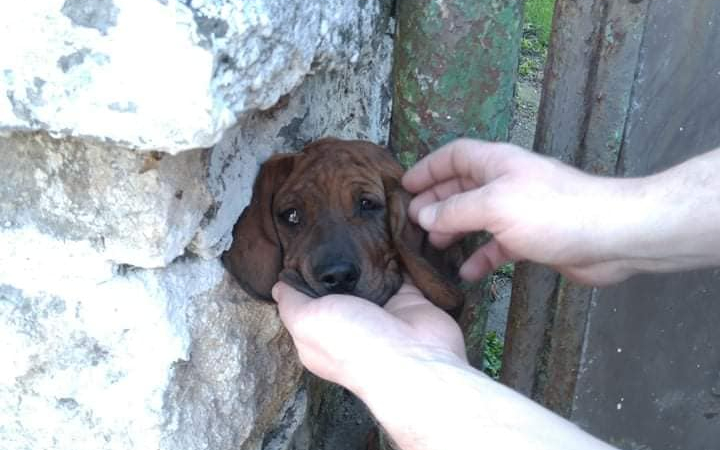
[278, 267, 399, 306]
[279, 269, 319, 298]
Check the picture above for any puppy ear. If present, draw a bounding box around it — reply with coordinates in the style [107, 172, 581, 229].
[222, 154, 296, 300]
[384, 179, 464, 310]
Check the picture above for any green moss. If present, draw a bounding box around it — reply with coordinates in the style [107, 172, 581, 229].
[483, 331, 504, 380]
[397, 151, 418, 169]
[495, 262, 515, 278]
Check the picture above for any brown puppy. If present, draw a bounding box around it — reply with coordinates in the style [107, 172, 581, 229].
[222, 137, 463, 310]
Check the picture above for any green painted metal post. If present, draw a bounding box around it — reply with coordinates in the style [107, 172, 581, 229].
[389, 0, 523, 370]
[390, 0, 523, 167]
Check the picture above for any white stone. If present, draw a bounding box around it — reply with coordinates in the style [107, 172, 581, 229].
[0, 133, 212, 268]
[0, 1, 394, 448]
[1, 255, 304, 450]
[0, 262, 194, 450]
[0, 0, 385, 153]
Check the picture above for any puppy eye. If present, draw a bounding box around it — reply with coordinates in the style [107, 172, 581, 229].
[279, 208, 301, 226]
[359, 198, 382, 211]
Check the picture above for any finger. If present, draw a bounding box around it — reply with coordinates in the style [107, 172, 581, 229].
[272, 282, 313, 326]
[459, 240, 514, 281]
[396, 280, 423, 296]
[417, 188, 494, 234]
[408, 177, 477, 222]
[402, 139, 513, 193]
[384, 295, 438, 323]
[384, 282, 433, 313]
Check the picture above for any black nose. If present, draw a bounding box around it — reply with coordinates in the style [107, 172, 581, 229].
[314, 262, 360, 294]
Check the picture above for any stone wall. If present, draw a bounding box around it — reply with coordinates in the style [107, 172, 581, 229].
[0, 1, 394, 449]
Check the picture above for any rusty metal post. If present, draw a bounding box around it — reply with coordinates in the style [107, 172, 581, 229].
[389, 0, 523, 369]
[501, 0, 651, 414]
[390, 0, 523, 167]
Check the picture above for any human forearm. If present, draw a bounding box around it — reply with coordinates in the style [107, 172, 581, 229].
[350, 348, 617, 450]
[603, 147, 720, 275]
[403, 140, 720, 285]
[273, 279, 619, 450]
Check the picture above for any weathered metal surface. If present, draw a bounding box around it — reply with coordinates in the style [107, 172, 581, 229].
[390, 0, 523, 167]
[544, 0, 649, 417]
[502, 0, 606, 401]
[533, 0, 606, 164]
[575, 270, 720, 450]
[503, 0, 649, 411]
[500, 262, 559, 396]
[617, 2, 720, 176]
[505, 0, 720, 447]
[571, 2, 720, 448]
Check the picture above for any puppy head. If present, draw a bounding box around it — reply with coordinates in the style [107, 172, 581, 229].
[222, 138, 463, 309]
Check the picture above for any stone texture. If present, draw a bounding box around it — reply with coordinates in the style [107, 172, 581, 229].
[0, 258, 305, 450]
[1, 0, 387, 152]
[159, 261, 305, 450]
[0, 132, 212, 268]
[0, 0, 394, 449]
[192, 13, 395, 257]
[0, 0, 393, 265]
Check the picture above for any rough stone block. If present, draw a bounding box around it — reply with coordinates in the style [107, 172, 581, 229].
[0, 132, 212, 268]
[1, 0, 387, 152]
[0, 258, 304, 450]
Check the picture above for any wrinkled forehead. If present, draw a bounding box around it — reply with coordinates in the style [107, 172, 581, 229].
[279, 149, 385, 199]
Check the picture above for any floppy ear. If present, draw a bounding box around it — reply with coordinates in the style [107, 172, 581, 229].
[222, 154, 295, 301]
[384, 179, 464, 310]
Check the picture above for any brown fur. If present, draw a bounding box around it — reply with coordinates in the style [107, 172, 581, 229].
[222, 138, 463, 310]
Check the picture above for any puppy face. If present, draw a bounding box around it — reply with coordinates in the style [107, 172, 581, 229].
[272, 146, 403, 304]
[222, 138, 463, 310]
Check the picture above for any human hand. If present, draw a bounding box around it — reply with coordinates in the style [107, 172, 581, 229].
[271, 280, 466, 394]
[402, 139, 652, 286]
[273, 279, 620, 450]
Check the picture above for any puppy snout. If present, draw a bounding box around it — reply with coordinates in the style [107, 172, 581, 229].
[314, 262, 360, 294]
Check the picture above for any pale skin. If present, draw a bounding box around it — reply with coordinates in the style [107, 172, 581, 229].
[272, 139, 720, 450]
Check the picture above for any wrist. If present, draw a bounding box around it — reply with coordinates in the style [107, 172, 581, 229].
[346, 347, 481, 450]
[596, 154, 720, 274]
[593, 176, 663, 264]
[343, 344, 468, 401]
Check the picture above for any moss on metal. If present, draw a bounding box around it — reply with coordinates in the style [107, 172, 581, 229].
[390, 0, 523, 159]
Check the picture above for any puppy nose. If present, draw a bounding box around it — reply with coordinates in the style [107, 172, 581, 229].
[315, 262, 360, 294]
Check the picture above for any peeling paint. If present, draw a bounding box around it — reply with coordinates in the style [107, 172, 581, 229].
[390, 0, 522, 159]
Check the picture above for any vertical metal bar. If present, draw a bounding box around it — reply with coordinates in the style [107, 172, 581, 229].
[390, 0, 523, 167]
[502, 0, 650, 416]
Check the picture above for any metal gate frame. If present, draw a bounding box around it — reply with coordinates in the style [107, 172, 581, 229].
[503, 1, 720, 448]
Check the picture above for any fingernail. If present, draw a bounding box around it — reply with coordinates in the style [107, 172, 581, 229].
[271, 283, 282, 301]
[418, 205, 437, 228]
[459, 263, 474, 280]
[459, 262, 483, 281]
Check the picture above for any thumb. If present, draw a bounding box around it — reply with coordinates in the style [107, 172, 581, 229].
[417, 188, 491, 235]
[272, 282, 313, 327]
